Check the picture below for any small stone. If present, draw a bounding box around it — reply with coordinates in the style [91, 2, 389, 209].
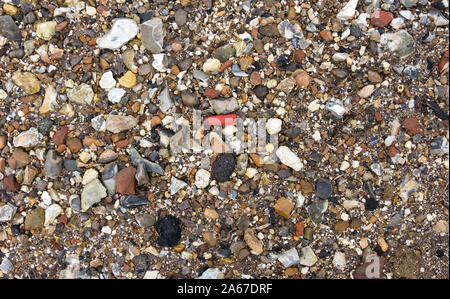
[403, 117, 421, 135]
[44, 150, 63, 179]
[44, 204, 63, 226]
[97, 18, 138, 49]
[399, 176, 419, 202]
[99, 71, 116, 90]
[204, 208, 219, 220]
[107, 88, 126, 104]
[213, 45, 236, 62]
[333, 252, 346, 269]
[105, 115, 138, 133]
[8, 148, 30, 169]
[66, 138, 82, 153]
[336, 0, 358, 20]
[67, 84, 94, 105]
[203, 58, 221, 73]
[158, 87, 174, 114]
[170, 177, 187, 195]
[198, 268, 224, 279]
[0, 15, 22, 41]
[99, 149, 118, 163]
[276, 77, 296, 94]
[299, 246, 317, 266]
[181, 90, 199, 107]
[380, 30, 414, 58]
[211, 153, 236, 182]
[0, 203, 17, 223]
[244, 229, 264, 254]
[122, 195, 150, 208]
[274, 197, 294, 219]
[12, 71, 41, 95]
[174, 9, 187, 26]
[24, 207, 45, 230]
[334, 221, 349, 234]
[266, 118, 282, 135]
[253, 85, 268, 99]
[203, 231, 218, 247]
[3, 175, 19, 192]
[276, 146, 303, 171]
[155, 215, 181, 247]
[140, 18, 165, 54]
[433, 220, 449, 234]
[36, 21, 57, 41]
[82, 168, 98, 185]
[116, 167, 136, 195]
[118, 71, 137, 88]
[371, 10, 394, 27]
[278, 248, 300, 267]
[81, 179, 107, 211]
[295, 72, 311, 88]
[135, 214, 156, 228]
[430, 137, 449, 156]
[368, 71, 383, 83]
[357, 85, 375, 98]
[195, 169, 211, 189]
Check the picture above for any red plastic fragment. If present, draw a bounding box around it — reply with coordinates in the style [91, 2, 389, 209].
[205, 114, 237, 126]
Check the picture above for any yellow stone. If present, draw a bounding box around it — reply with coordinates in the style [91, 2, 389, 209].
[118, 71, 137, 88]
[3, 3, 19, 15]
[274, 197, 294, 219]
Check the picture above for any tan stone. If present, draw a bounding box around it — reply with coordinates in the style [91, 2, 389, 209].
[274, 197, 294, 219]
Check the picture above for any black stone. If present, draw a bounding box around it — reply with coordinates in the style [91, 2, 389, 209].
[316, 178, 332, 200]
[253, 84, 268, 99]
[211, 153, 236, 182]
[38, 117, 54, 136]
[155, 215, 182, 247]
[122, 195, 151, 208]
[365, 198, 379, 211]
[132, 254, 149, 273]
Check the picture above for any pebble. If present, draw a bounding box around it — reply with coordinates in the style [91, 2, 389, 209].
[105, 114, 138, 133]
[67, 84, 94, 105]
[44, 150, 63, 179]
[0, 203, 17, 223]
[211, 154, 236, 182]
[36, 21, 57, 41]
[299, 247, 318, 266]
[155, 215, 181, 247]
[99, 71, 116, 90]
[195, 169, 211, 189]
[81, 179, 107, 212]
[40, 85, 58, 114]
[0, 15, 21, 41]
[12, 71, 40, 95]
[44, 204, 63, 226]
[97, 18, 138, 49]
[266, 118, 282, 135]
[107, 88, 126, 104]
[244, 229, 264, 254]
[140, 18, 165, 54]
[13, 128, 41, 148]
[203, 58, 221, 73]
[277, 248, 300, 267]
[276, 146, 303, 171]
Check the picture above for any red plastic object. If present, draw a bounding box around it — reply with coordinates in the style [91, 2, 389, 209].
[205, 114, 237, 126]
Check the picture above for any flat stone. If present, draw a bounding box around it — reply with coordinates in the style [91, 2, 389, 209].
[12, 71, 40, 95]
[140, 18, 165, 54]
[81, 179, 107, 211]
[97, 18, 138, 49]
[276, 146, 303, 171]
[336, 0, 358, 20]
[213, 45, 236, 62]
[155, 215, 181, 247]
[380, 30, 414, 58]
[210, 98, 239, 114]
[13, 128, 42, 148]
[102, 162, 118, 195]
[0, 15, 21, 41]
[299, 246, 317, 266]
[170, 177, 187, 195]
[107, 88, 126, 104]
[67, 83, 94, 105]
[278, 248, 300, 267]
[44, 204, 63, 226]
[24, 207, 45, 230]
[118, 71, 137, 88]
[211, 153, 235, 182]
[357, 84, 375, 98]
[105, 114, 138, 133]
[244, 229, 264, 254]
[37, 86, 57, 115]
[158, 87, 174, 114]
[116, 166, 136, 195]
[316, 178, 333, 199]
[122, 195, 150, 208]
[274, 197, 294, 219]
[44, 150, 63, 179]
[8, 148, 30, 169]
